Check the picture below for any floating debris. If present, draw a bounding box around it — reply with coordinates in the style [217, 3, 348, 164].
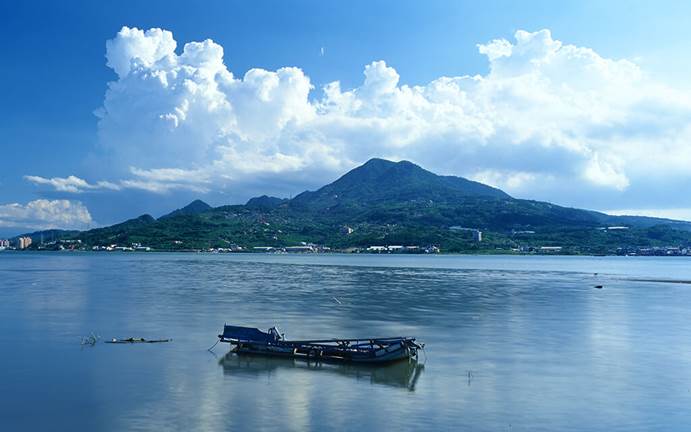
[594, 285, 603, 289]
[106, 337, 172, 344]
[80, 333, 100, 346]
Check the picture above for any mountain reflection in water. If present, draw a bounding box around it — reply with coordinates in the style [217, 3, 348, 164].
[219, 352, 424, 391]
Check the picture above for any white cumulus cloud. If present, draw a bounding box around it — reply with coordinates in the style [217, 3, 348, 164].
[32, 27, 691, 211]
[0, 200, 94, 230]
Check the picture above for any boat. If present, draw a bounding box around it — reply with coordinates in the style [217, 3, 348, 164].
[218, 325, 423, 364]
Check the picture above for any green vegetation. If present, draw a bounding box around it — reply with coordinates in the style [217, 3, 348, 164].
[19, 158, 691, 254]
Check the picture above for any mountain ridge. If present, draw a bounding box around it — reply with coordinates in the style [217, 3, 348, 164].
[160, 199, 212, 219]
[14, 158, 691, 253]
[245, 195, 287, 209]
[290, 158, 510, 211]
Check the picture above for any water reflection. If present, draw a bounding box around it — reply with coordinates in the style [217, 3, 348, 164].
[6, 253, 691, 431]
[219, 352, 424, 391]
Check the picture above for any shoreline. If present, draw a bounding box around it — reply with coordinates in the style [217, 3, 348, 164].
[2, 249, 689, 258]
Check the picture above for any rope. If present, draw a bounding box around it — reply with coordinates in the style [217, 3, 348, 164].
[207, 338, 221, 352]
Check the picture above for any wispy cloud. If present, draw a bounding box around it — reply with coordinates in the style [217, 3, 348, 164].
[24, 169, 210, 194]
[24, 175, 121, 193]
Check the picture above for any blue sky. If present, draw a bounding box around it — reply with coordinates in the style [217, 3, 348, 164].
[3, 0, 691, 236]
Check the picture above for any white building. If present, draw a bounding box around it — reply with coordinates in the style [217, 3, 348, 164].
[367, 246, 388, 252]
[539, 246, 562, 253]
[450, 226, 482, 242]
[18, 237, 32, 249]
[285, 245, 314, 252]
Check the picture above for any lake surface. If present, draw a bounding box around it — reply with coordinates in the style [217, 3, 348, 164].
[2, 252, 691, 431]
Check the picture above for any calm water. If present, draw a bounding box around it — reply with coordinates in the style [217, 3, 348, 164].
[2, 252, 691, 431]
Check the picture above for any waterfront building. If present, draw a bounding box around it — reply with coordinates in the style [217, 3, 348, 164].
[366, 246, 388, 252]
[284, 245, 315, 252]
[252, 246, 275, 252]
[450, 226, 483, 242]
[17, 237, 32, 249]
[539, 246, 562, 253]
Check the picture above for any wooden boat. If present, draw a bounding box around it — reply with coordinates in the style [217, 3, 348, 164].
[218, 325, 423, 364]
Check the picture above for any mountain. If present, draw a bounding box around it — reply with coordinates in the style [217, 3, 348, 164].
[291, 158, 509, 211]
[25, 158, 691, 253]
[160, 199, 211, 219]
[11, 229, 80, 243]
[245, 195, 287, 209]
[78, 214, 156, 246]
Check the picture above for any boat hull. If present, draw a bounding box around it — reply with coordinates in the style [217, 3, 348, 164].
[232, 340, 415, 364]
[218, 325, 422, 365]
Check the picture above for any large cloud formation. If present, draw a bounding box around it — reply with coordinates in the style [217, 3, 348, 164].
[0, 200, 93, 230]
[29, 27, 691, 213]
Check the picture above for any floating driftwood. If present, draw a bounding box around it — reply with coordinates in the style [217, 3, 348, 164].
[106, 337, 172, 344]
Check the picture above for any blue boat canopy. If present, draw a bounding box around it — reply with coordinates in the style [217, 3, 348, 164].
[221, 325, 277, 342]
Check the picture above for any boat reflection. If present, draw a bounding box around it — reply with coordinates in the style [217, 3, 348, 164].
[219, 352, 424, 391]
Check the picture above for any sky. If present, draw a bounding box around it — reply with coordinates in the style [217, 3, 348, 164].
[3, 0, 691, 236]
